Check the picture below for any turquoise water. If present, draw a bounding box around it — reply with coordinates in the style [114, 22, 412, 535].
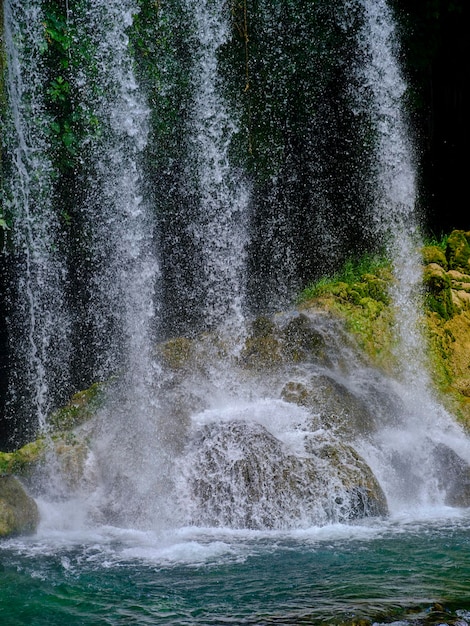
[2, 512, 470, 625]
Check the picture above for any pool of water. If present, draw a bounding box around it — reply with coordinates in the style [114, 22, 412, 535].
[2, 510, 470, 625]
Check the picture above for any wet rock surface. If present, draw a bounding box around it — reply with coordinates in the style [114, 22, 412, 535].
[0, 475, 39, 538]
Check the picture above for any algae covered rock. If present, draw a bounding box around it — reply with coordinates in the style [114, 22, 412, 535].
[157, 336, 194, 371]
[240, 313, 331, 370]
[0, 475, 39, 538]
[421, 244, 448, 269]
[48, 382, 105, 431]
[423, 262, 454, 319]
[240, 316, 284, 369]
[446, 230, 470, 273]
[0, 439, 46, 476]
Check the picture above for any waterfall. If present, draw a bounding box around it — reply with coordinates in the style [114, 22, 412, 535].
[350, 0, 470, 511]
[64, 0, 166, 528]
[3, 0, 470, 533]
[353, 0, 424, 381]
[184, 0, 250, 337]
[72, 0, 159, 386]
[2, 0, 71, 439]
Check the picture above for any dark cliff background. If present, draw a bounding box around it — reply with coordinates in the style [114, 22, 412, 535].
[394, 0, 468, 234]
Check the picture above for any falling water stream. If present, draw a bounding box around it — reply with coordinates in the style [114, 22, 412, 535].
[184, 0, 250, 337]
[2, 0, 470, 623]
[2, 0, 71, 435]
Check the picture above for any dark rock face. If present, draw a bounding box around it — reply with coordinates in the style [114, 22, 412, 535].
[281, 374, 377, 436]
[432, 443, 470, 507]
[0, 475, 39, 538]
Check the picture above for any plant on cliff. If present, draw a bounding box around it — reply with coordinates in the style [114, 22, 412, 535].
[297, 254, 396, 373]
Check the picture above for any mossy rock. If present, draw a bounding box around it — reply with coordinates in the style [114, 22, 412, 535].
[446, 230, 470, 273]
[240, 334, 283, 369]
[279, 314, 330, 365]
[360, 274, 390, 304]
[240, 313, 331, 370]
[0, 432, 92, 489]
[48, 382, 105, 431]
[0, 439, 46, 476]
[421, 244, 448, 270]
[0, 475, 39, 538]
[158, 336, 194, 371]
[423, 263, 454, 319]
[240, 316, 283, 369]
[309, 297, 396, 374]
[425, 307, 470, 427]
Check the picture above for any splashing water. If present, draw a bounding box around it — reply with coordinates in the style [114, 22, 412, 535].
[353, 0, 423, 381]
[66, 1, 164, 528]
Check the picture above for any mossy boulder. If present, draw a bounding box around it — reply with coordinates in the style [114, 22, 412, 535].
[421, 244, 448, 270]
[446, 230, 470, 273]
[0, 475, 39, 538]
[157, 336, 194, 371]
[0, 433, 92, 489]
[423, 262, 454, 319]
[48, 382, 105, 431]
[0, 439, 46, 476]
[240, 317, 284, 369]
[447, 270, 470, 313]
[240, 313, 330, 370]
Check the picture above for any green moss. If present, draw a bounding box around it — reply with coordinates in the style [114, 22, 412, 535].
[298, 255, 395, 370]
[298, 254, 391, 303]
[297, 231, 470, 429]
[0, 439, 46, 476]
[158, 336, 194, 371]
[422, 244, 448, 269]
[446, 230, 470, 273]
[423, 263, 454, 320]
[48, 382, 105, 431]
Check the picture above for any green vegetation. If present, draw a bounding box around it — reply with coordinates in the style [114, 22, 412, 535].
[298, 254, 391, 302]
[297, 232, 470, 428]
[0, 439, 46, 475]
[47, 381, 106, 431]
[41, 1, 100, 171]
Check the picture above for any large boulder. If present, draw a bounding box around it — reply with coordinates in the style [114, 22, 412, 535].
[179, 420, 387, 529]
[0, 475, 39, 538]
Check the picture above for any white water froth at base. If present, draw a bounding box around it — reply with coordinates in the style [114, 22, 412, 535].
[8, 505, 470, 572]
